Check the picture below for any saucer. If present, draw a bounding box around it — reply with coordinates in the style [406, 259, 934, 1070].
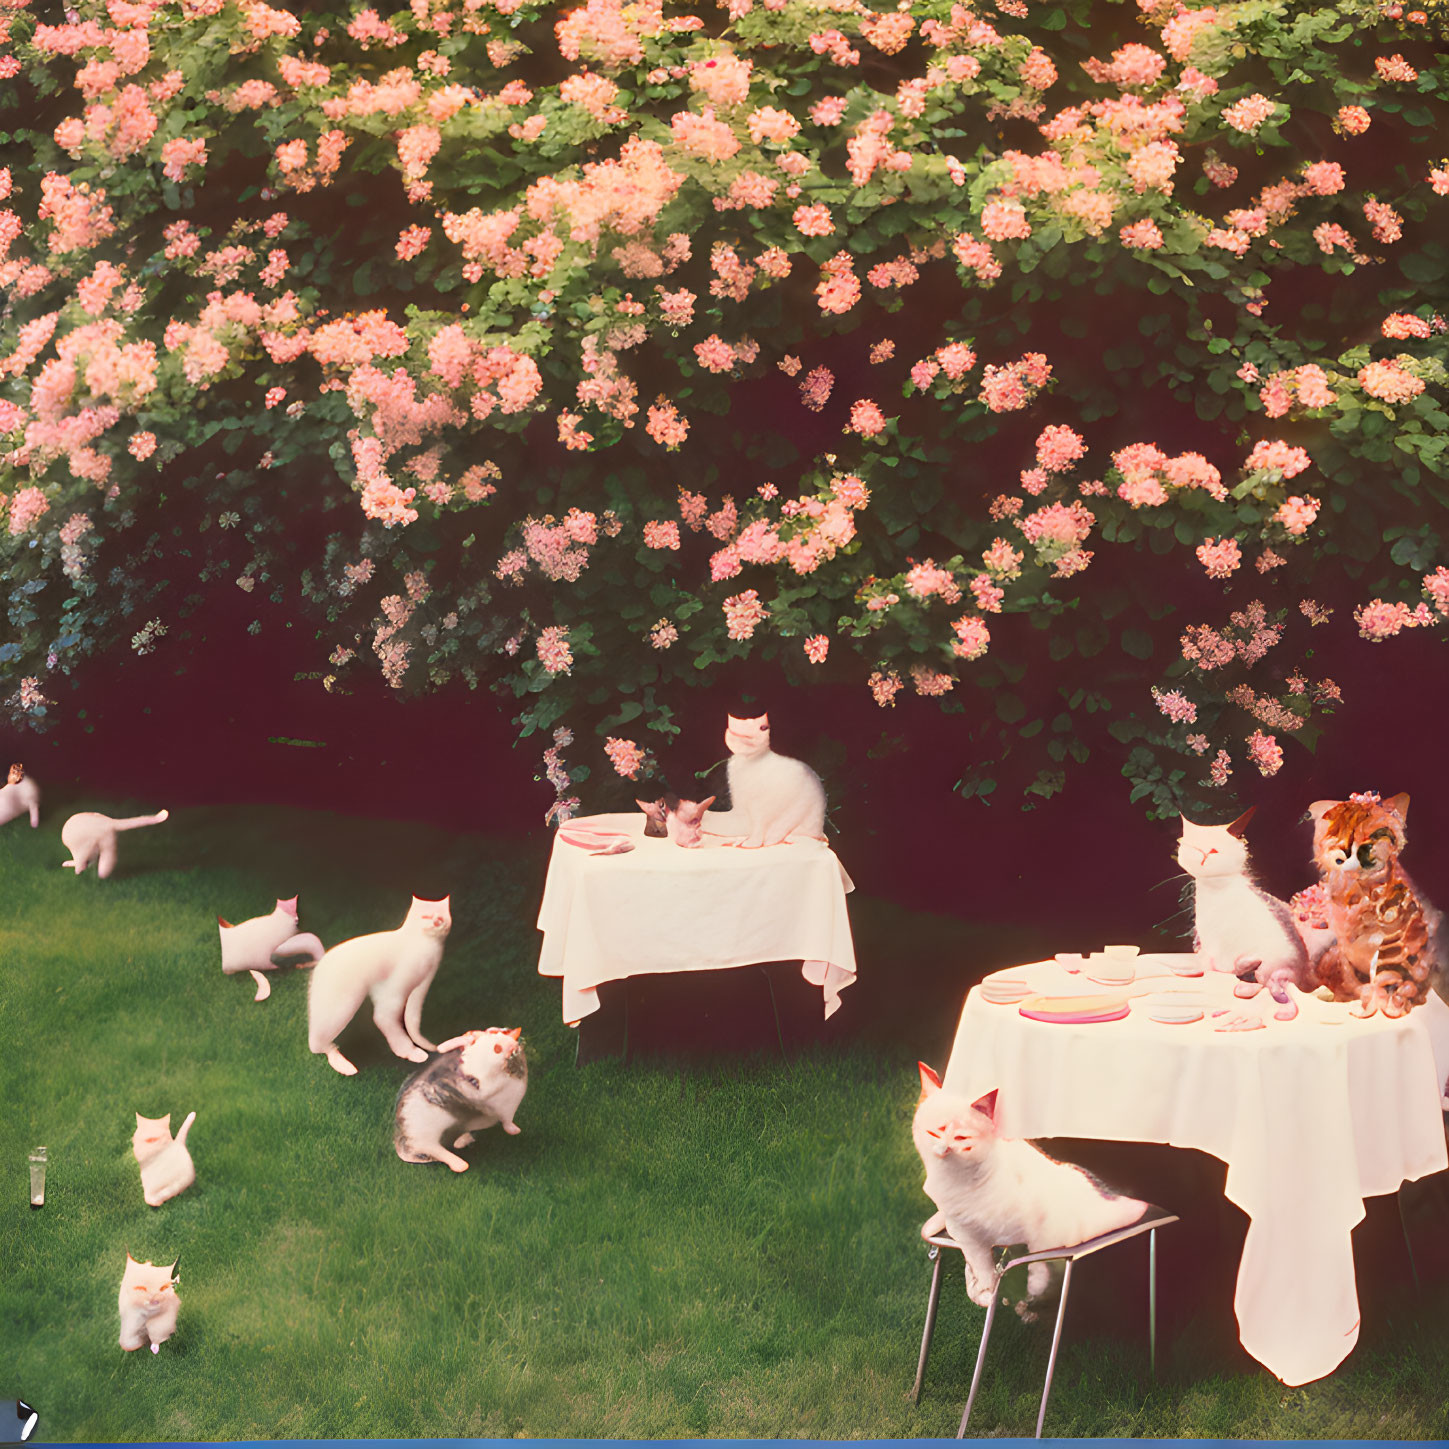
[1054, 953, 1086, 974]
[1018, 993, 1130, 1024]
[980, 976, 1033, 1004]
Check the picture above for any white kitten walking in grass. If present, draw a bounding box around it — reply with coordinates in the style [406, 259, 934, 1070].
[132, 1111, 197, 1207]
[118, 1254, 180, 1353]
[708, 713, 826, 848]
[913, 1065, 1148, 1321]
[0, 763, 40, 828]
[219, 896, 326, 1002]
[308, 896, 451, 1076]
[60, 808, 169, 879]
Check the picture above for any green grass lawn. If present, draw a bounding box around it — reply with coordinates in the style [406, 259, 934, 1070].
[2, 797, 1447, 1441]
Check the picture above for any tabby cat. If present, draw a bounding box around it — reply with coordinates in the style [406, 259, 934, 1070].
[1308, 792, 1442, 1017]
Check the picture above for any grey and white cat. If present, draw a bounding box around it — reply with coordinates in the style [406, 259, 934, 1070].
[0, 762, 40, 827]
[394, 1027, 528, 1172]
[132, 1110, 196, 1208]
[61, 808, 169, 879]
[118, 1254, 180, 1353]
[1178, 808, 1309, 1019]
[708, 713, 826, 848]
[913, 1065, 1148, 1321]
[308, 895, 451, 1076]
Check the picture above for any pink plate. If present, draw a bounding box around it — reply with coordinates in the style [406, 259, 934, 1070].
[1018, 994, 1130, 1024]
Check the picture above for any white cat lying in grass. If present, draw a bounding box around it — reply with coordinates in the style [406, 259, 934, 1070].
[219, 896, 326, 1002]
[132, 1110, 196, 1207]
[61, 808, 168, 879]
[308, 896, 451, 1077]
[0, 763, 40, 828]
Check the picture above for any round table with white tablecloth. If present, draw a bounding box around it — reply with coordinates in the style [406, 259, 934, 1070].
[536, 812, 857, 1026]
[941, 952, 1449, 1387]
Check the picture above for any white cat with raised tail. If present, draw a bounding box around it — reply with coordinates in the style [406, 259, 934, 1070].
[132, 1111, 197, 1207]
[60, 808, 169, 879]
[308, 896, 451, 1076]
[0, 763, 40, 828]
[708, 714, 826, 848]
[219, 896, 326, 1002]
[118, 1254, 180, 1353]
[913, 1065, 1148, 1321]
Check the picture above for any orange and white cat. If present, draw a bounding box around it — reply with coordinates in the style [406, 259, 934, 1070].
[913, 1065, 1148, 1321]
[132, 1111, 197, 1207]
[61, 808, 168, 879]
[308, 896, 451, 1076]
[118, 1254, 180, 1353]
[0, 762, 40, 828]
[1308, 792, 1442, 1017]
[710, 714, 826, 848]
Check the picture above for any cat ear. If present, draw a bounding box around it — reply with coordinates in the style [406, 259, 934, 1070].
[277, 896, 297, 912]
[758, 714, 769, 729]
[125, 1251, 138, 1265]
[135, 1112, 144, 1124]
[217, 916, 234, 928]
[917, 1061, 942, 1095]
[970, 1089, 999, 1121]
[506, 1027, 521, 1040]
[1306, 800, 1338, 823]
[1226, 805, 1256, 838]
[1389, 793, 1410, 821]
[699, 795, 717, 811]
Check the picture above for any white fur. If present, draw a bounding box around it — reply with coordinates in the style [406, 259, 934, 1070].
[118, 1255, 180, 1352]
[710, 714, 826, 848]
[394, 1028, 528, 1172]
[913, 1069, 1147, 1319]
[308, 896, 450, 1076]
[219, 897, 325, 1003]
[60, 809, 168, 879]
[0, 770, 40, 828]
[1178, 816, 1304, 982]
[132, 1111, 196, 1208]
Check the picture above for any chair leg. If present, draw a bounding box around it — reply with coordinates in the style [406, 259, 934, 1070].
[1398, 1190, 1421, 1296]
[1148, 1227, 1158, 1379]
[911, 1247, 945, 1404]
[1035, 1259, 1074, 1440]
[957, 1279, 1001, 1439]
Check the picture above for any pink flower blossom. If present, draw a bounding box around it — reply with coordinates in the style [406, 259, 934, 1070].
[1358, 359, 1425, 404]
[1422, 566, 1449, 617]
[950, 615, 991, 661]
[1036, 425, 1087, 473]
[1375, 54, 1418, 83]
[1363, 198, 1403, 245]
[868, 670, 903, 706]
[1153, 688, 1198, 724]
[799, 367, 834, 411]
[1196, 537, 1241, 579]
[643, 520, 681, 550]
[605, 737, 646, 778]
[7, 486, 50, 534]
[1300, 161, 1345, 196]
[536, 625, 573, 674]
[1246, 731, 1283, 777]
[1274, 496, 1320, 535]
[1120, 218, 1165, 249]
[970, 575, 1005, 612]
[1207, 749, 1232, 787]
[1382, 313, 1432, 340]
[1336, 105, 1371, 135]
[650, 618, 679, 649]
[804, 634, 829, 663]
[645, 397, 689, 449]
[1245, 440, 1311, 478]
[849, 399, 888, 437]
[128, 431, 157, 460]
[723, 588, 769, 641]
[1353, 598, 1422, 641]
[1221, 94, 1276, 133]
[792, 203, 834, 237]
[981, 199, 1031, 241]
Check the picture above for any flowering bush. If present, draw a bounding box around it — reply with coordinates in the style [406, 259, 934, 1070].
[2, 0, 1447, 822]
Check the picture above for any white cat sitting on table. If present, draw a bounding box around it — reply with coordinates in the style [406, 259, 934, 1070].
[704, 714, 826, 848]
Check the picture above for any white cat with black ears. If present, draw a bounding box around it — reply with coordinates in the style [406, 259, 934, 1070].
[707, 713, 826, 848]
[912, 1065, 1149, 1321]
[1178, 807, 1310, 1018]
[307, 896, 451, 1076]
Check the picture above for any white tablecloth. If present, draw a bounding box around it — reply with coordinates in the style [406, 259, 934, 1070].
[942, 953, 1449, 1387]
[536, 812, 857, 1024]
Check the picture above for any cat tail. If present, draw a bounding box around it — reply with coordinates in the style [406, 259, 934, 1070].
[174, 1111, 196, 1146]
[112, 810, 169, 831]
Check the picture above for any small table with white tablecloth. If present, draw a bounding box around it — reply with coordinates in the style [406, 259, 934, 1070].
[942, 953, 1449, 1388]
[536, 812, 857, 1027]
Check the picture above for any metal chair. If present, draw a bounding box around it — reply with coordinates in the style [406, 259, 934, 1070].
[908, 1206, 1179, 1440]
